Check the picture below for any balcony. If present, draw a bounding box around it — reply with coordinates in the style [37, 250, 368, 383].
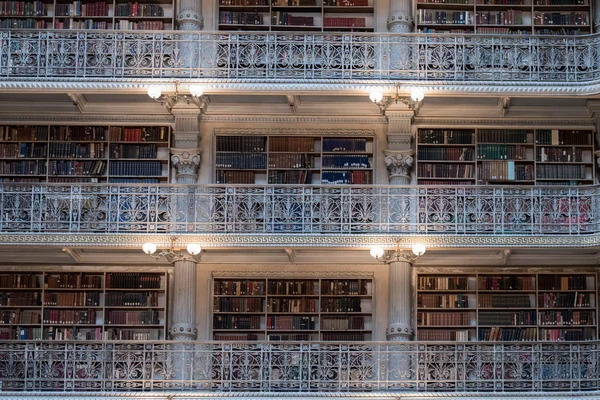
[0, 183, 597, 248]
[0, 340, 598, 393]
[1, 31, 599, 94]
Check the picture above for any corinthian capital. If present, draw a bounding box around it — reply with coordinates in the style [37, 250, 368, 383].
[384, 149, 414, 185]
[171, 148, 201, 184]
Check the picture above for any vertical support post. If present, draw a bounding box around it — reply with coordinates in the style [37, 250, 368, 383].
[170, 259, 198, 340]
[388, 0, 414, 33]
[387, 259, 414, 341]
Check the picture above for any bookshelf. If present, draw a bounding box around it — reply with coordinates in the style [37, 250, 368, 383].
[217, 0, 374, 32]
[215, 134, 374, 185]
[212, 277, 373, 341]
[0, 0, 173, 29]
[416, 271, 597, 342]
[415, 0, 592, 35]
[416, 128, 595, 186]
[0, 271, 168, 340]
[0, 125, 171, 183]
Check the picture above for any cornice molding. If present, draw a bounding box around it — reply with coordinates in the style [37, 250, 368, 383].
[0, 233, 599, 249]
[213, 128, 376, 136]
[414, 118, 596, 127]
[203, 115, 388, 124]
[213, 271, 374, 278]
[4, 79, 600, 96]
[0, 114, 174, 123]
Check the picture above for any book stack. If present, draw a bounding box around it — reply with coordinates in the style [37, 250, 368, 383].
[43, 291, 100, 306]
[106, 310, 159, 325]
[267, 315, 315, 330]
[214, 297, 263, 312]
[43, 309, 96, 324]
[105, 291, 159, 307]
[321, 297, 362, 312]
[106, 273, 162, 289]
[213, 315, 261, 330]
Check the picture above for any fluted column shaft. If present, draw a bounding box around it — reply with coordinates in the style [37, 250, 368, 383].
[595, 3, 600, 33]
[177, 0, 203, 30]
[387, 259, 414, 341]
[388, 0, 413, 32]
[170, 259, 198, 340]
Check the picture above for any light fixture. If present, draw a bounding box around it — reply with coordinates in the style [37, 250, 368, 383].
[147, 81, 204, 110]
[369, 84, 425, 112]
[142, 237, 201, 262]
[370, 242, 426, 264]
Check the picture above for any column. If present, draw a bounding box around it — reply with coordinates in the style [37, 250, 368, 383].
[177, 0, 203, 30]
[170, 259, 198, 340]
[387, 0, 413, 33]
[384, 109, 415, 185]
[387, 259, 414, 341]
[595, 3, 600, 33]
[170, 101, 203, 184]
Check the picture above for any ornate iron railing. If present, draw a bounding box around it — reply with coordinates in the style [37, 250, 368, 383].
[0, 30, 599, 83]
[0, 340, 598, 392]
[0, 183, 597, 236]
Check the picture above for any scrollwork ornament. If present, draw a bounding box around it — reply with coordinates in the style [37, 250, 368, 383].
[171, 148, 201, 184]
[384, 149, 415, 185]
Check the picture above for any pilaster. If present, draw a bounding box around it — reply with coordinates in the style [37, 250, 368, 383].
[177, 0, 203, 30]
[170, 101, 203, 184]
[385, 108, 415, 185]
[387, 0, 413, 33]
[387, 259, 414, 341]
[170, 259, 198, 340]
[595, 3, 600, 33]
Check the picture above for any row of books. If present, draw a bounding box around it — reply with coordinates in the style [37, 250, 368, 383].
[216, 170, 255, 184]
[536, 164, 587, 180]
[219, 0, 267, 5]
[0, 126, 49, 141]
[479, 311, 536, 326]
[105, 291, 160, 307]
[0, 160, 46, 175]
[106, 273, 162, 289]
[322, 332, 366, 341]
[108, 178, 160, 183]
[51, 126, 106, 141]
[322, 154, 369, 168]
[477, 27, 528, 33]
[417, 311, 472, 326]
[324, 0, 369, 5]
[418, 27, 474, 33]
[49, 142, 105, 159]
[417, 163, 474, 179]
[539, 328, 595, 341]
[214, 315, 261, 330]
[115, 2, 164, 17]
[272, 13, 313, 26]
[214, 279, 265, 295]
[219, 10, 264, 24]
[0, 1, 46, 16]
[268, 153, 315, 169]
[418, 0, 472, 3]
[0, 18, 45, 27]
[270, 137, 315, 152]
[321, 297, 363, 312]
[418, 276, 470, 290]
[0, 292, 40, 306]
[477, 144, 529, 160]
[111, 144, 159, 159]
[321, 315, 365, 330]
[417, 294, 469, 309]
[45, 326, 102, 340]
[55, 1, 108, 17]
[539, 310, 595, 326]
[417, 329, 470, 341]
[49, 160, 106, 176]
[267, 298, 317, 313]
[55, 19, 108, 29]
[214, 334, 259, 341]
[478, 161, 534, 181]
[475, 10, 524, 25]
[321, 170, 372, 184]
[323, 16, 366, 27]
[416, 10, 471, 24]
[533, 0, 587, 4]
[479, 294, 531, 308]
[266, 315, 316, 330]
[106, 310, 159, 325]
[43, 309, 96, 324]
[268, 170, 311, 184]
[479, 276, 534, 290]
[268, 333, 309, 341]
[105, 328, 161, 340]
[539, 292, 591, 308]
[217, 136, 266, 152]
[536, 27, 583, 34]
[538, 274, 588, 290]
[43, 292, 100, 307]
[417, 180, 469, 185]
[0, 274, 39, 288]
[534, 11, 588, 25]
[108, 160, 162, 176]
[418, 147, 474, 161]
[273, 0, 318, 5]
[0, 327, 42, 340]
[321, 279, 368, 295]
[537, 147, 586, 163]
[478, 327, 536, 341]
[268, 280, 318, 295]
[108, 126, 168, 142]
[323, 138, 368, 153]
[479, 129, 531, 144]
[1, 310, 41, 324]
[114, 19, 165, 29]
[536, 130, 591, 146]
[215, 153, 267, 169]
[477, 0, 526, 4]
[213, 297, 264, 312]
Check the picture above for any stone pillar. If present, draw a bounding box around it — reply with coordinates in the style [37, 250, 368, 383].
[170, 259, 198, 340]
[385, 109, 415, 184]
[595, 2, 600, 33]
[387, 259, 414, 341]
[387, 0, 413, 33]
[170, 101, 203, 184]
[171, 149, 201, 184]
[177, 0, 203, 30]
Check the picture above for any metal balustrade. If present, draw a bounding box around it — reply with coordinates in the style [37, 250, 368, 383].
[0, 31, 599, 83]
[0, 184, 597, 236]
[0, 340, 598, 392]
